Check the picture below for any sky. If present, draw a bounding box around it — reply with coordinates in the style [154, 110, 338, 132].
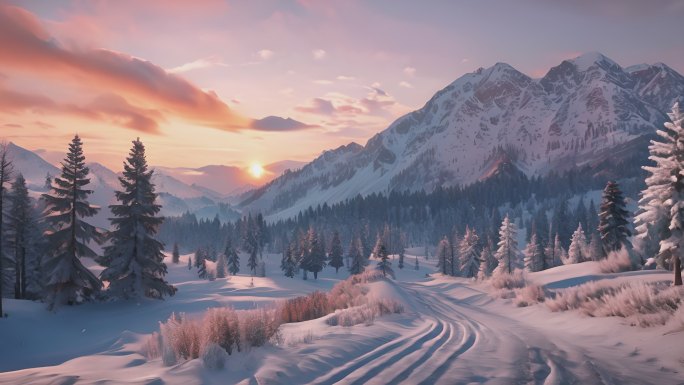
[1, 0, 682, 174]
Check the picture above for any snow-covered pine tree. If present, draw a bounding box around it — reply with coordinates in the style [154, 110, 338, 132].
[459, 226, 480, 278]
[42, 135, 104, 308]
[567, 224, 588, 264]
[436, 236, 451, 275]
[414, 255, 419, 270]
[100, 139, 175, 300]
[244, 216, 259, 275]
[523, 233, 544, 272]
[224, 238, 239, 276]
[634, 102, 682, 274]
[598, 181, 632, 258]
[348, 237, 366, 275]
[374, 235, 392, 278]
[640, 103, 684, 285]
[588, 232, 602, 261]
[329, 231, 344, 274]
[450, 230, 461, 276]
[215, 252, 227, 279]
[7, 174, 34, 299]
[172, 243, 180, 264]
[493, 215, 521, 275]
[477, 240, 497, 279]
[398, 250, 405, 269]
[553, 234, 565, 267]
[0, 143, 12, 315]
[194, 247, 205, 269]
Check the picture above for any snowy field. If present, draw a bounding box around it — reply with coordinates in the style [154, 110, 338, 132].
[0, 251, 682, 385]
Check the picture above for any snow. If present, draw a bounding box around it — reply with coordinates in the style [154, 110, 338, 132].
[569, 51, 618, 72]
[0, 252, 681, 384]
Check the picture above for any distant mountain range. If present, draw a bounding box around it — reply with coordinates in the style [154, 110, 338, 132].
[240, 52, 684, 220]
[5, 142, 305, 228]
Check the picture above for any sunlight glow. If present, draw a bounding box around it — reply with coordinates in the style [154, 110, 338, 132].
[249, 163, 265, 178]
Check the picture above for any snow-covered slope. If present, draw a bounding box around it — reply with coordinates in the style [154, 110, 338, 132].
[5, 142, 60, 191]
[242, 53, 684, 220]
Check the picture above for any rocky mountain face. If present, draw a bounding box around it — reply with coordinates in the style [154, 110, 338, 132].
[241, 52, 684, 220]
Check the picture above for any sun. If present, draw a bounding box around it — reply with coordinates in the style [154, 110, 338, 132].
[249, 163, 265, 178]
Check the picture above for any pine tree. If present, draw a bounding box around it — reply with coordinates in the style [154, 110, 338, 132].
[215, 252, 227, 279]
[225, 239, 239, 276]
[588, 232, 602, 261]
[414, 255, 419, 270]
[493, 215, 520, 275]
[44, 172, 52, 191]
[459, 226, 480, 278]
[100, 139, 175, 299]
[477, 243, 497, 279]
[303, 228, 326, 279]
[42, 135, 104, 308]
[243, 215, 259, 275]
[187, 256, 192, 270]
[374, 235, 393, 278]
[172, 243, 180, 264]
[523, 233, 544, 272]
[0, 143, 12, 316]
[194, 247, 205, 268]
[599, 181, 632, 258]
[567, 224, 588, 264]
[281, 243, 297, 278]
[329, 231, 344, 273]
[348, 237, 366, 275]
[436, 236, 451, 275]
[398, 250, 405, 269]
[198, 258, 208, 279]
[7, 174, 33, 299]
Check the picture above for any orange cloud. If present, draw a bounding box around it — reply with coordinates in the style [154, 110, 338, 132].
[0, 5, 248, 131]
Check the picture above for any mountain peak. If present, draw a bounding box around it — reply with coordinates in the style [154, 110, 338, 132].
[567, 51, 619, 72]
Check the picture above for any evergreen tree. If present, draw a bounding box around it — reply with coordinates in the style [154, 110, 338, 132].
[599, 181, 632, 257]
[414, 255, 419, 271]
[225, 239, 239, 276]
[187, 255, 192, 270]
[493, 215, 520, 275]
[523, 233, 544, 272]
[374, 235, 393, 278]
[244, 216, 259, 275]
[0, 143, 12, 315]
[588, 232, 602, 261]
[329, 231, 344, 273]
[194, 247, 205, 268]
[7, 174, 34, 299]
[42, 135, 104, 308]
[44, 172, 52, 191]
[215, 252, 227, 279]
[451, 230, 461, 276]
[303, 228, 326, 279]
[198, 258, 208, 279]
[281, 243, 297, 278]
[477, 242, 497, 279]
[348, 237, 366, 275]
[567, 224, 588, 264]
[172, 243, 180, 264]
[459, 226, 480, 278]
[436, 236, 451, 275]
[398, 250, 405, 269]
[552, 199, 572, 249]
[100, 139, 175, 299]
[574, 198, 588, 234]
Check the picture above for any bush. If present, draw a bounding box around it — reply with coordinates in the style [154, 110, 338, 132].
[546, 280, 683, 327]
[599, 249, 634, 273]
[279, 291, 331, 323]
[490, 270, 526, 290]
[349, 270, 385, 285]
[201, 343, 226, 370]
[326, 299, 404, 327]
[203, 307, 240, 355]
[240, 308, 281, 348]
[514, 284, 546, 307]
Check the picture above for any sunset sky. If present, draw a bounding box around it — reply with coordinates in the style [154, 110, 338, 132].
[1, 0, 682, 172]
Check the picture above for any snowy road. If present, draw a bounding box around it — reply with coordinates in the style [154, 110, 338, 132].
[311, 280, 680, 385]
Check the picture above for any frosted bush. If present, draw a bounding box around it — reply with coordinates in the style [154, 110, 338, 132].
[279, 291, 331, 323]
[201, 343, 226, 370]
[350, 270, 385, 284]
[203, 307, 240, 355]
[240, 308, 281, 348]
[142, 332, 161, 360]
[326, 299, 404, 327]
[514, 284, 546, 307]
[599, 249, 634, 273]
[490, 270, 526, 290]
[546, 280, 683, 327]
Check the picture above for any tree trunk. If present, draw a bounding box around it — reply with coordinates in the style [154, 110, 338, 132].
[674, 253, 682, 286]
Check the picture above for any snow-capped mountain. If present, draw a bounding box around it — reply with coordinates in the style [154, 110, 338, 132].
[241, 52, 684, 220]
[4, 142, 241, 227]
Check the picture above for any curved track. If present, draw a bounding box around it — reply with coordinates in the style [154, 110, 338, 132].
[311, 280, 678, 385]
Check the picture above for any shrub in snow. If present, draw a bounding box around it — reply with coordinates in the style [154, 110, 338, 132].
[326, 299, 404, 327]
[546, 280, 683, 327]
[513, 284, 546, 307]
[349, 269, 385, 284]
[240, 308, 281, 348]
[142, 332, 162, 360]
[201, 343, 226, 370]
[598, 248, 634, 273]
[203, 307, 240, 355]
[279, 291, 331, 323]
[489, 270, 526, 290]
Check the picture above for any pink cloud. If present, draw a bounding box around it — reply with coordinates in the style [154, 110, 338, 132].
[0, 5, 248, 131]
